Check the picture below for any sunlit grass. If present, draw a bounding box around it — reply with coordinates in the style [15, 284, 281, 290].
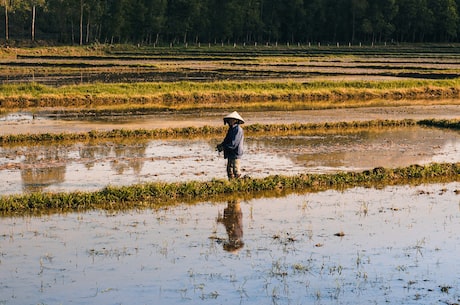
[1, 79, 459, 96]
[1, 162, 458, 215]
[1, 118, 457, 145]
[0, 119, 418, 144]
[1, 79, 459, 112]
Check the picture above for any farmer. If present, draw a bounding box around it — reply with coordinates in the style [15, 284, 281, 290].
[216, 111, 244, 179]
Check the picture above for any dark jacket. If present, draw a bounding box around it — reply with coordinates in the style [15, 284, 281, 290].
[221, 124, 244, 159]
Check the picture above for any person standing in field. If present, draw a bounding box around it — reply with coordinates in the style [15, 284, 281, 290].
[216, 111, 245, 179]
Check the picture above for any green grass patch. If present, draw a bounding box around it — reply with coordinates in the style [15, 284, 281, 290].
[418, 118, 460, 129]
[1, 162, 459, 215]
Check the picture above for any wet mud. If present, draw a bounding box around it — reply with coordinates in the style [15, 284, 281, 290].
[2, 50, 460, 86]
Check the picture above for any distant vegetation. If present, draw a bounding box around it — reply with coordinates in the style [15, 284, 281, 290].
[0, 0, 459, 45]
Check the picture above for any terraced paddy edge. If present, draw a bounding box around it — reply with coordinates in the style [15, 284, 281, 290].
[0, 118, 458, 215]
[1, 80, 460, 109]
[1, 162, 459, 215]
[0, 118, 444, 144]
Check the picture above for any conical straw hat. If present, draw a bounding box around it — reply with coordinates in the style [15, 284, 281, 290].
[223, 111, 245, 124]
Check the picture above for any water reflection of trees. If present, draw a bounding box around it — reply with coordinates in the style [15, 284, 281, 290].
[22, 166, 66, 193]
[250, 128, 456, 170]
[21, 145, 68, 193]
[78, 140, 148, 174]
[18, 139, 148, 193]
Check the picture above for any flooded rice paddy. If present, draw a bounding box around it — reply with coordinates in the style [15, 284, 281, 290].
[2, 105, 460, 135]
[2, 46, 460, 86]
[1, 105, 460, 304]
[1, 182, 460, 304]
[2, 47, 460, 304]
[1, 106, 460, 195]
[0, 125, 459, 195]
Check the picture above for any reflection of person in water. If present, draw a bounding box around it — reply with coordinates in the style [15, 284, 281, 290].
[217, 199, 244, 253]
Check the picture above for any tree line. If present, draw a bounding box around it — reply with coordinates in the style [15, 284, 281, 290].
[1, 0, 459, 46]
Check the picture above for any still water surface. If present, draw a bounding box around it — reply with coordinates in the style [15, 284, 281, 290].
[1, 183, 459, 304]
[0, 125, 459, 194]
[2, 105, 460, 135]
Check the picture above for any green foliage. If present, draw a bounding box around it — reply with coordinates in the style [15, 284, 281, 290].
[2, 0, 460, 43]
[418, 118, 460, 129]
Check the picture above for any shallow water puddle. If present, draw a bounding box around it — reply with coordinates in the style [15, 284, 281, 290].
[1, 182, 459, 304]
[3, 105, 460, 136]
[0, 125, 460, 195]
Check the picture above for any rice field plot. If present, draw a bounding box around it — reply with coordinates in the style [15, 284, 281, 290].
[0, 123, 459, 195]
[2, 105, 460, 136]
[1, 182, 459, 304]
[1, 45, 460, 86]
[1, 45, 460, 305]
[1, 45, 460, 119]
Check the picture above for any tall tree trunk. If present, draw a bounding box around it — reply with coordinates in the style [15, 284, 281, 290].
[86, 10, 90, 43]
[351, 9, 355, 44]
[32, 5, 36, 41]
[79, 0, 83, 45]
[4, 0, 8, 41]
[71, 20, 75, 44]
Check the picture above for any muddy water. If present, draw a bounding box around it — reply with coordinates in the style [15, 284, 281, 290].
[1, 182, 459, 304]
[2, 105, 460, 135]
[1, 105, 460, 195]
[1, 125, 460, 195]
